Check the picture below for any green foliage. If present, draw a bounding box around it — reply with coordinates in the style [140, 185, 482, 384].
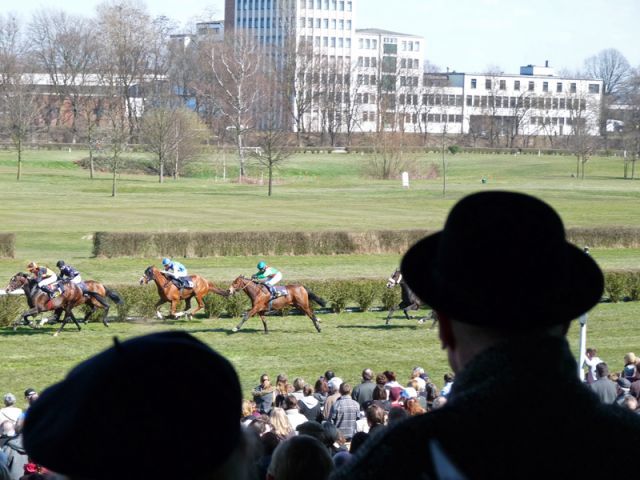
[381, 286, 401, 311]
[605, 271, 628, 302]
[225, 294, 249, 318]
[448, 145, 461, 155]
[0, 295, 24, 327]
[353, 280, 379, 312]
[0, 234, 15, 258]
[567, 228, 640, 249]
[203, 293, 226, 318]
[326, 280, 353, 313]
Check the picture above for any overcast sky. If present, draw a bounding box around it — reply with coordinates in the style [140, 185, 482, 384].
[7, 0, 640, 74]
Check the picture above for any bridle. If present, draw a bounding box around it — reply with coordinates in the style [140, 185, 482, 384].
[386, 270, 402, 288]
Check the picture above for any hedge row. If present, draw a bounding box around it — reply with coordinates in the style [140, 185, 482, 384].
[92, 230, 430, 257]
[93, 228, 640, 258]
[0, 233, 15, 258]
[3, 273, 639, 328]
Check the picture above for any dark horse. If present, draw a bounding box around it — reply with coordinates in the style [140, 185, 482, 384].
[227, 276, 326, 334]
[385, 269, 436, 327]
[6, 273, 93, 336]
[48, 280, 123, 326]
[140, 266, 228, 319]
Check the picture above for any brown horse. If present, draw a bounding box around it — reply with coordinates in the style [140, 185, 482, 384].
[227, 276, 326, 334]
[6, 273, 86, 336]
[48, 280, 123, 326]
[140, 266, 228, 319]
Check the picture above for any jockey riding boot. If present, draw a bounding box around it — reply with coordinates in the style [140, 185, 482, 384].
[268, 286, 276, 299]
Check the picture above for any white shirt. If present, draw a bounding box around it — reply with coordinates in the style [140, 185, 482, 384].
[0, 406, 22, 425]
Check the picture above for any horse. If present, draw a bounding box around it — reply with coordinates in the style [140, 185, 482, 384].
[6, 273, 89, 336]
[227, 276, 326, 334]
[385, 268, 437, 327]
[46, 280, 123, 326]
[139, 266, 228, 319]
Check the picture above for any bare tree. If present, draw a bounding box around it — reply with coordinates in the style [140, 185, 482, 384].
[195, 31, 263, 179]
[565, 93, 597, 179]
[366, 132, 412, 180]
[584, 49, 631, 98]
[621, 66, 640, 179]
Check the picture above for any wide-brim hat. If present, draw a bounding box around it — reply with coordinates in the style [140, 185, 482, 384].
[23, 331, 242, 479]
[401, 191, 603, 329]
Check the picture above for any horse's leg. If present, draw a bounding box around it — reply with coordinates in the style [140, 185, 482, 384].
[189, 294, 204, 318]
[259, 313, 268, 334]
[155, 299, 166, 320]
[53, 311, 70, 337]
[298, 300, 322, 333]
[385, 305, 397, 325]
[101, 304, 110, 327]
[232, 305, 260, 332]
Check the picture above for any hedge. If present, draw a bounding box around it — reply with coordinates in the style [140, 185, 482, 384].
[92, 230, 431, 258]
[3, 272, 638, 328]
[0, 233, 15, 258]
[93, 228, 640, 258]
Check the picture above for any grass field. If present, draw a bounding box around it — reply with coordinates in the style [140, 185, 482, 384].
[0, 148, 639, 404]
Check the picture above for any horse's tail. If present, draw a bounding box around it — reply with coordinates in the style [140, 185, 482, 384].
[105, 288, 124, 305]
[208, 280, 229, 297]
[87, 291, 110, 309]
[306, 288, 326, 307]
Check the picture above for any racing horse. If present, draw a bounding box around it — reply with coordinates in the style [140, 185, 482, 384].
[46, 280, 123, 326]
[6, 273, 90, 336]
[385, 268, 437, 327]
[227, 276, 326, 334]
[140, 266, 228, 319]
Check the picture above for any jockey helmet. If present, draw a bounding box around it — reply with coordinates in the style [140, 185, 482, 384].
[56, 260, 65, 268]
[162, 258, 171, 266]
[257, 261, 267, 270]
[27, 262, 38, 271]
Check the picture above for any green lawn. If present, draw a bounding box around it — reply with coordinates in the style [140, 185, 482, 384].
[0, 148, 638, 404]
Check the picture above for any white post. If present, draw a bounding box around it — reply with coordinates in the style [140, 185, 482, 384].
[402, 171, 410, 188]
[577, 246, 590, 380]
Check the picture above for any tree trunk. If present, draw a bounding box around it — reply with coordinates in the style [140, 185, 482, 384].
[111, 157, 118, 197]
[268, 163, 273, 196]
[16, 139, 22, 181]
[159, 153, 164, 184]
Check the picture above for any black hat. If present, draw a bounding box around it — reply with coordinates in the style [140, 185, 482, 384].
[23, 331, 242, 479]
[24, 388, 37, 398]
[401, 191, 603, 329]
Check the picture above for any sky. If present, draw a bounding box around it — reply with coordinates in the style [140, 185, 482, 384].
[7, 0, 640, 74]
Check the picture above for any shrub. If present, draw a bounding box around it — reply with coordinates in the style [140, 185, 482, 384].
[448, 145, 461, 155]
[203, 293, 226, 318]
[604, 271, 626, 302]
[567, 228, 640, 249]
[353, 280, 379, 312]
[626, 272, 640, 302]
[381, 286, 401, 311]
[0, 233, 15, 258]
[326, 280, 353, 313]
[225, 294, 249, 318]
[0, 295, 25, 327]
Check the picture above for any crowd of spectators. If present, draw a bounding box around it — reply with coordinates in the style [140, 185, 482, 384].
[1, 347, 639, 480]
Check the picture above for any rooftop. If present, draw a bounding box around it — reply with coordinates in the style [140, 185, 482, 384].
[356, 28, 421, 38]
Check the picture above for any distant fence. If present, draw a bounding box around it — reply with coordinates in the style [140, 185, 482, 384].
[92, 227, 640, 258]
[0, 234, 15, 258]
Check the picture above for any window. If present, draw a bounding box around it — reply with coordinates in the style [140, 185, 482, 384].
[330, 37, 336, 47]
[358, 38, 363, 49]
[543, 82, 549, 92]
[499, 80, 506, 90]
[323, 18, 328, 28]
[331, 19, 336, 29]
[338, 37, 343, 48]
[570, 83, 576, 93]
[556, 82, 563, 93]
[347, 1, 352, 11]
[514, 80, 520, 91]
[339, 19, 344, 30]
[383, 43, 397, 54]
[485, 79, 492, 90]
[588, 83, 600, 94]
[371, 57, 376, 67]
[315, 18, 321, 28]
[528, 81, 535, 91]
[471, 78, 477, 89]
[365, 39, 370, 49]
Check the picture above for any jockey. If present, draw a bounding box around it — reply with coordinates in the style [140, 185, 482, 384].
[162, 257, 190, 290]
[252, 261, 282, 299]
[56, 260, 82, 284]
[27, 262, 58, 295]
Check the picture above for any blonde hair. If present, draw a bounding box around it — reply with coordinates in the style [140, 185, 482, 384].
[241, 399, 255, 418]
[624, 352, 637, 365]
[269, 407, 293, 439]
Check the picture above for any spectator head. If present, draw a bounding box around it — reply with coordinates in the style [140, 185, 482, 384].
[372, 385, 387, 401]
[412, 367, 424, 379]
[405, 398, 426, 416]
[375, 373, 387, 386]
[586, 348, 597, 358]
[339, 383, 352, 396]
[327, 377, 343, 393]
[23, 331, 247, 480]
[314, 378, 329, 395]
[383, 371, 397, 383]
[349, 432, 368, 454]
[296, 420, 325, 443]
[617, 378, 632, 393]
[324, 370, 335, 381]
[401, 387, 418, 400]
[387, 407, 409, 426]
[362, 368, 373, 382]
[624, 352, 637, 365]
[622, 396, 638, 412]
[269, 407, 293, 438]
[322, 422, 345, 448]
[24, 388, 37, 400]
[3, 394, 16, 407]
[401, 192, 604, 373]
[260, 431, 281, 457]
[293, 378, 305, 391]
[267, 435, 333, 480]
[284, 395, 299, 411]
[432, 396, 448, 410]
[333, 451, 352, 468]
[596, 362, 609, 378]
[248, 417, 272, 437]
[444, 373, 455, 383]
[242, 399, 256, 418]
[259, 373, 272, 388]
[365, 404, 385, 428]
[303, 384, 314, 397]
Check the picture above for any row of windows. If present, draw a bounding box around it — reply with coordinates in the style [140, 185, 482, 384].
[399, 76, 420, 87]
[529, 117, 585, 126]
[399, 58, 420, 70]
[300, 0, 353, 11]
[465, 95, 587, 110]
[469, 78, 600, 94]
[301, 35, 352, 48]
[358, 38, 379, 50]
[356, 93, 377, 104]
[238, 0, 274, 10]
[356, 74, 377, 86]
[400, 40, 420, 52]
[357, 56, 378, 68]
[299, 17, 352, 30]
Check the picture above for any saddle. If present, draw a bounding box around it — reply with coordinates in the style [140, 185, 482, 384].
[271, 286, 288, 298]
[41, 283, 64, 299]
[172, 277, 194, 289]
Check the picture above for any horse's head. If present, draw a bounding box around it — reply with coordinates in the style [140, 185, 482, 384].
[139, 266, 155, 285]
[386, 269, 402, 289]
[6, 272, 29, 292]
[228, 276, 248, 295]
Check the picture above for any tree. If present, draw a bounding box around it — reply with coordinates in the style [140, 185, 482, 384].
[566, 93, 597, 179]
[196, 31, 263, 179]
[141, 106, 207, 182]
[366, 132, 411, 180]
[621, 66, 640, 179]
[584, 49, 631, 98]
